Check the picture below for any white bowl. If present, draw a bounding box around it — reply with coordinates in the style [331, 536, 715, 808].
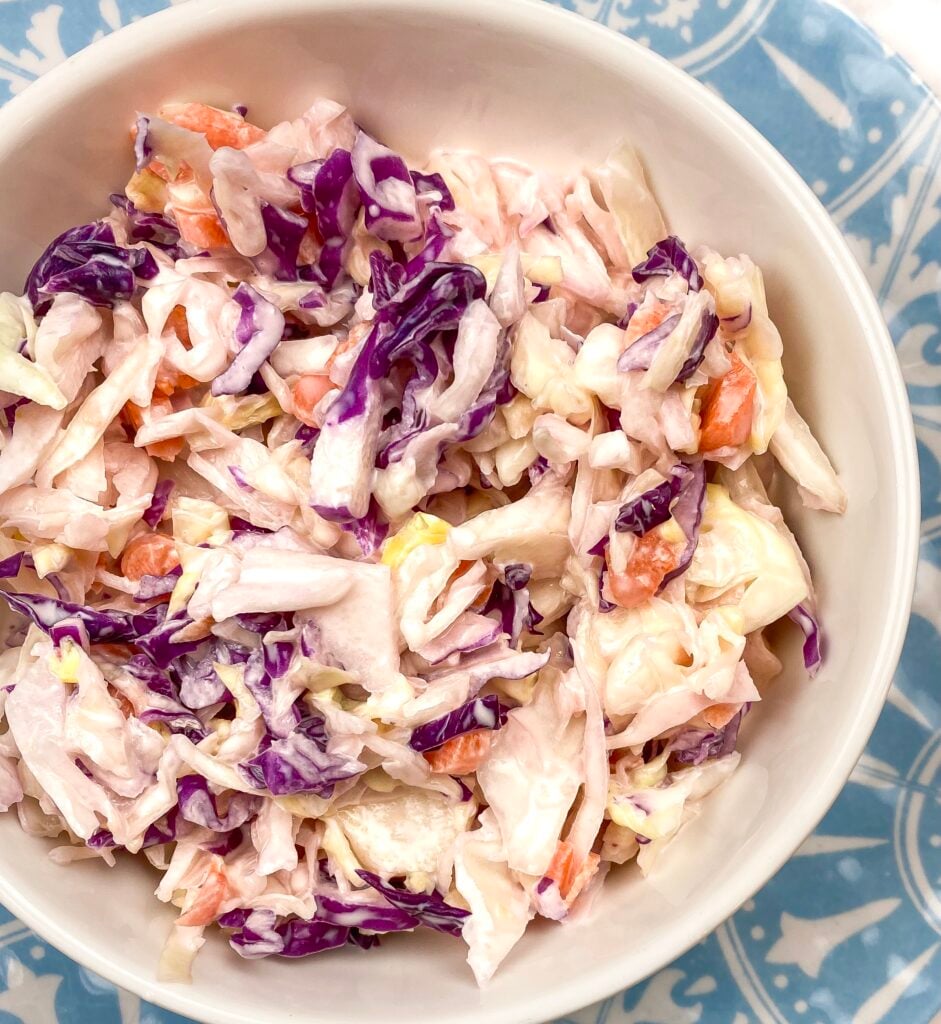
[0, 1, 920, 1021]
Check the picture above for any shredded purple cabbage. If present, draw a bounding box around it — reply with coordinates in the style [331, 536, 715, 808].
[133, 611, 202, 668]
[287, 160, 322, 214]
[132, 114, 152, 170]
[351, 131, 421, 243]
[614, 468, 688, 536]
[631, 235, 702, 291]
[48, 617, 88, 650]
[263, 919, 348, 959]
[676, 310, 720, 381]
[310, 148, 361, 288]
[337, 499, 389, 557]
[617, 313, 681, 373]
[211, 283, 285, 396]
[138, 707, 206, 742]
[788, 602, 823, 677]
[133, 566, 182, 601]
[0, 552, 30, 579]
[254, 202, 307, 281]
[2, 398, 29, 430]
[369, 250, 406, 309]
[617, 307, 718, 383]
[670, 708, 744, 765]
[310, 260, 486, 522]
[659, 460, 707, 590]
[240, 716, 362, 797]
[176, 775, 260, 832]
[356, 871, 470, 937]
[89, 808, 179, 852]
[480, 568, 543, 646]
[408, 695, 508, 753]
[142, 479, 175, 528]
[109, 193, 182, 254]
[314, 895, 419, 933]
[0, 589, 170, 647]
[410, 170, 455, 211]
[24, 221, 152, 311]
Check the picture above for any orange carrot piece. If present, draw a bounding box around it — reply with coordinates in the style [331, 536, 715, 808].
[545, 841, 578, 896]
[157, 102, 266, 150]
[123, 401, 146, 432]
[700, 702, 742, 729]
[546, 842, 601, 904]
[564, 852, 601, 906]
[172, 207, 229, 250]
[123, 395, 185, 460]
[145, 437, 186, 461]
[291, 374, 335, 426]
[120, 533, 180, 582]
[699, 351, 756, 452]
[424, 731, 493, 775]
[153, 366, 199, 399]
[623, 300, 672, 346]
[147, 158, 174, 182]
[606, 531, 678, 610]
[167, 305, 192, 347]
[326, 323, 371, 371]
[144, 437, 185, 461]
[176, 858, 228, 927]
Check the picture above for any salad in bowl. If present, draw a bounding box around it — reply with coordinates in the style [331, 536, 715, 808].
[0, 96, 845, 984]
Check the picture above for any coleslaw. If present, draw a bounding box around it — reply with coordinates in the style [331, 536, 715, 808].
[0, 98, 846, 984]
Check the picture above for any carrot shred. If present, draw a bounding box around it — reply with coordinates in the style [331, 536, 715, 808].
[699, 351, 756, 452]
[424, 731, 493, 775]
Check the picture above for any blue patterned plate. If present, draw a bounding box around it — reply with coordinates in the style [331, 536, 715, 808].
[1, 1, 939, 1022]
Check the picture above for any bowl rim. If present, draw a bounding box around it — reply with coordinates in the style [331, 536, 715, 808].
[0, 0, 921, 1021]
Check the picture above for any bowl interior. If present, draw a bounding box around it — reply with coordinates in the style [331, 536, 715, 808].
[0, 2, 918, 1023]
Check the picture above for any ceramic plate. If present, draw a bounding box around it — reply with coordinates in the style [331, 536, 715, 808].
[0, 0, 939, 1021]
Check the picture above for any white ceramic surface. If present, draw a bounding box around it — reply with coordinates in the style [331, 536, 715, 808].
[0, 1, 920, 1022]
[838, 0, 941, 94]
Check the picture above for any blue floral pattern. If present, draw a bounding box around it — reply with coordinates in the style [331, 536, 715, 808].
[0, 0, 939, 1021]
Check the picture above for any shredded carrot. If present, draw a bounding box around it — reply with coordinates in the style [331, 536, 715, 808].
[326, 323, 370, 371]
[700, 702, 742, 729]
[176, 857, 229, 927]
[153, 366, 199, 399]
[564, 852, 601, 906]
[157, 102, 266, 150]
[167, 305, 192, 347]
[546, 841, 601, 905]
[623, 300, 672, 347]
[291, 374, 334, 426]
[172, 207, 229, 250]
[545, 840, 578, 895]
[147, 158, 173, 182]
[123, 401, 146, 432]
[448, 559, 481, 591]
[699, 351, 756, 452]
[123, 395, 185, 461]
[120, 533, 180, 582]
[424, 731, 493, 775]
[606, 531, 679, 609]
[145, 437, 186, 461]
